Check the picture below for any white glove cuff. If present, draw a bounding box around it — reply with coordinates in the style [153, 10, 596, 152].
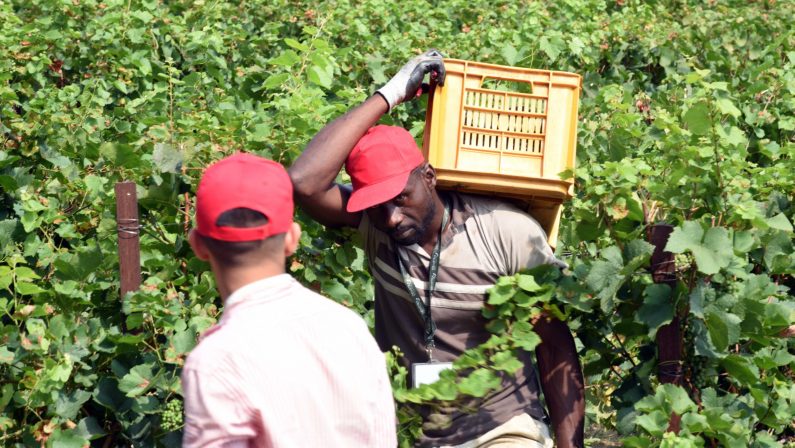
[376, 80, 403, 112]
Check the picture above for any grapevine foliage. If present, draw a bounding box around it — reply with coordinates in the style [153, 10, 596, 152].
[1, 0, 794, 446]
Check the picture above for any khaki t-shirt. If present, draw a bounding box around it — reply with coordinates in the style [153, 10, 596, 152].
[359, 192, 564, 447]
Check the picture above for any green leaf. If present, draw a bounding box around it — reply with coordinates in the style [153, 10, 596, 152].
[262, 73, 290, 89]
[171, 329, 196, 354]
[733, 231, 755, 253]
[152, 143, 183, 174]
[99, 143, 140, 168]
[705, 308, 741, 352]
[585, 247, 625, 312]
[307, 64, 333, 89]
[766, 213, 793, 232]
[680, 412, 708, 433]
[84, 174, 108, 199]
[637, 284, 673, 338]
[126, 313, 144, 330]
[624, 239, 654, 266]
[0, 174, 17, 193]
[539, 35, 565, 61]
[0, 384, 13, 412]
[516, 274, 542, 292]
[75, 417, 106, 441]
[457, 368, 501, 397]
[635, 410, 668, 436]
[661, 384, 697, 415]
[683, 102, 711, 135]
[487, 283, 515, 305]
[665, 222, 733, 275]
[715, 97, 741, 118]
[720, 354, 759, 385]
[17, 282, 46, 295]
[666, 222, 704, 254]
[511, 321, 541, 351]
[568, 36, 585, 56]
[0, 346, 14, 364]
[118, 364, 156, 397]
[133, 53, 152, 76]
[688, 282, 709, 319]
[501, 45, 518, 65]
[490, 351, 523, 373]
[93, 378, 130, 412]
[54, 389, 92, 420]
[49, 429, 89, 448]
[284, 38, 309, 51]
[270, 50, 301, 67]
[0, 266, 11, 290]
[321, 278, 352, 304]
[248, 123, 270, 142]
[15, 266, 39, 280]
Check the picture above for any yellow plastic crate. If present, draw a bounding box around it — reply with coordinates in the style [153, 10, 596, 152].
[421, 59, 582, 246]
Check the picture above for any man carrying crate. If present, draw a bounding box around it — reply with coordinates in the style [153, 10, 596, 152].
[289, 50, 584, 448]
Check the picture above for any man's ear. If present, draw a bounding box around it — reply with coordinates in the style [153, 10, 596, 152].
[283, 222, 302, 257]
[188, 229, 210, 261]
[422, 163, 437, 190]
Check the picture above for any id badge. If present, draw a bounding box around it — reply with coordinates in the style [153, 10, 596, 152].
[411, 362, 453, 388]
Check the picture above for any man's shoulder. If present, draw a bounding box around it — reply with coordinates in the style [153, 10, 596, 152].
[452, 192, 538, 227]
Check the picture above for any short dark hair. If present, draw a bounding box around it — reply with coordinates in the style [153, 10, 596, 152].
[198, 208, 286, 266]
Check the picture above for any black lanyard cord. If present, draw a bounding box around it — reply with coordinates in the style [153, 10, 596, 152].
[396, 200, 450, 360]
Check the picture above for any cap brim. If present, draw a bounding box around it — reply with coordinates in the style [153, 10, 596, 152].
[346, 171, 412, 213]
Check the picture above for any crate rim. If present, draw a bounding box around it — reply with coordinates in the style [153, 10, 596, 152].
[441, 58, 583, 87]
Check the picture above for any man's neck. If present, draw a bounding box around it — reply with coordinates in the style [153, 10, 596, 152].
[210, 262, 285, 303]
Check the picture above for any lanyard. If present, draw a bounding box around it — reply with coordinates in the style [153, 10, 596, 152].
[396, 200, 450, 361]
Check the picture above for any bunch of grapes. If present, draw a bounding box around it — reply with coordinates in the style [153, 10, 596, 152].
[674, 253, 692, 274]
[161, 398, 184, 432]
[683, 318, 715, 390]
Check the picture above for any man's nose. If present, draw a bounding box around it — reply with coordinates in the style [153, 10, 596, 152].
[382, 203, 403, 229]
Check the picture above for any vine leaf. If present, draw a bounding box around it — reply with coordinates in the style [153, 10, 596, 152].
[705, 307, 741, 352]
[637, 284, 673, 338]
[119, 364, 156, 398]
[665, 221, 733, 275]
[457, 369, 500, 397]
[720, 354, 759, 386]
[683, 102, 711, 135]
[54, 389, 92, 420]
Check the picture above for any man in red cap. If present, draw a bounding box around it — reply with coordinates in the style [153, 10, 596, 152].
[290, 51, 584, 448]
[182, 153, 396, 447]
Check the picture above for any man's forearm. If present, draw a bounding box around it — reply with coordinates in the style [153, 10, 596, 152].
[534, 316, 585, 448]
[289, 95, 388, 199]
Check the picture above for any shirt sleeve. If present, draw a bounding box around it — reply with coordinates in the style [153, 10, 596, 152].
[493, 205, 567, 274]
[181, 363, 258, 448]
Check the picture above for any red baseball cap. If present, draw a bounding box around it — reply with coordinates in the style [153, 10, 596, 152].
[345, 125, 426, 212]
[195, 153, 293, 242]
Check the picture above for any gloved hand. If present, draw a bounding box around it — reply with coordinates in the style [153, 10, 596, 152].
[376, 49, 446, 111]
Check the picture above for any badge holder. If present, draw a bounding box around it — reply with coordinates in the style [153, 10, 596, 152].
[412, 361, 453, 388]
[411, 346, 453, 388]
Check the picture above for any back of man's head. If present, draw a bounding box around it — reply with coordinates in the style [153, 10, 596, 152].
[193, 153, 294, 266]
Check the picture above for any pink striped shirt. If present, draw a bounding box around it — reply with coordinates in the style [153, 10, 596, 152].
[182, 274, 397, 447]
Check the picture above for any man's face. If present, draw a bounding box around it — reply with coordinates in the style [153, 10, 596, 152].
[366, 168, 436, 246]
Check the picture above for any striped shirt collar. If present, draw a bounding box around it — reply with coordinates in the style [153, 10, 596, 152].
[221, 274, 294, 319]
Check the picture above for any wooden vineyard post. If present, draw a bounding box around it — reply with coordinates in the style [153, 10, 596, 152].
[115, 182, 142, 300]
[648, 223, 683, 434]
